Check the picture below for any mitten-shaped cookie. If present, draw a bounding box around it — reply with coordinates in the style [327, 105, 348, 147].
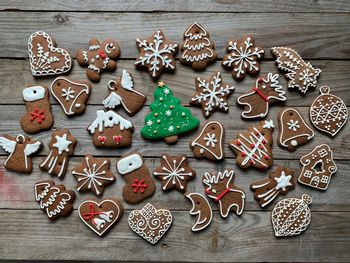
[20, 85, 54, 134]
[117, 152, 155, 204]
[76, 38, 120, 82]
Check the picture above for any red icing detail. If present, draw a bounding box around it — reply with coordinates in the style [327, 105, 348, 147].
[131, 178, 147, 193]
[241, 152, 246, 157]
[253, 154, 257, 158]
[258, 78, 263, 83]
[99, 50, 106, 59]
[259, 145, 263, 149]
[98, 136, 106, 144]
[30, 107, 45, 124]
[82, 203, 106, 220]
[250, 159, 254, 164]
[113, 135, 122, 143]
[250, 143, 255, 148]
[253, 87, 268, 102]
[214, 188, 230, 202]
[205, 188, 211, 195]
[262, 139, 267, 144]
[264, 155, 269, 160]
[236, 141, 241, 146]
[255, 132, 259, 136]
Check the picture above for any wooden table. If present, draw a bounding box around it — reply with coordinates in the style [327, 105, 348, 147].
[0, 1, 349, 262]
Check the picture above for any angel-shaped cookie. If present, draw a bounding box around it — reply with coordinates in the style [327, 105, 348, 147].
[0, 134, 42, 173]
[102, 70, 146, 116]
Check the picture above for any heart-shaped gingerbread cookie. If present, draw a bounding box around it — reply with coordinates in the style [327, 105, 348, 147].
[28, 31, 72, 76]
[128, 203, 172, 244]
[78, 199, 123, 237]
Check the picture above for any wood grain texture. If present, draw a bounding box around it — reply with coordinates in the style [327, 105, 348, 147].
[1, 0, 350, 13]
[0, 12, 349, 59]
[1, 59, 350, 106]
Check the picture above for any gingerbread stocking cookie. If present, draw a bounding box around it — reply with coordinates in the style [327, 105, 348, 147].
[50, 77, 91, 116]
[103, 70, 146, 116]
[237, 73, 286, 119]
[0, 134, 42, 173]
[202, 170, 245, 218]
[20, 85, 54, 134]
[76, 38, 120, 82]
[39, 129, 77, 179]
[117, 152, 155, 204]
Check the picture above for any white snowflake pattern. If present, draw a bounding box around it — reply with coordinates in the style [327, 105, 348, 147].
[147, 120, 153, 126]
[168, 126, 174, 132]
[299, 69, 314, 86]
[163, 88, 170, 95]
[165, 110, 171, 116]
[135, 31, 178, 78]
[61, 87, 75, 101]
[287, 119, 300, 132]
[203, 132, 217, 148]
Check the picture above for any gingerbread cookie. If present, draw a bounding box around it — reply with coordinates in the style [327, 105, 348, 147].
[72, 155, 116, 196]
[186, 192, 213, 232]
[271, 47, 321, 94]
[153, 154, 196, 193]
[190, 121, 224, 161]
[229, 120, 274, 170]
[135, 30, 178, 80]
[310, 86, 348, 137]
[117, 152, 155, 204]
[202, 170, 245, 218]
[180, 22, 217, 71]
[87, 110, 133, 148]
[190, 72, 235, 118]
[237, 73, 286, 119]
[222, 36, 264, 80]
[28, 31, 72, 77]
[278, 108, 314, 151]
[103, 70, 146, 116]
[20, 85, 54, 134]
[76, 38, 120, 82]
[141, 81, 199, 144]
[128, 203, 172, 244]
[79, 199, 123, 237]
[39, 129, 77, 179]
[298, 144, 337, 190]
[251, 166, 295, 208]
[50, 77, 91, 116]
[272, 194, 312, 237]
[0, 134, 42, 173]
[34, 180, 75, 221]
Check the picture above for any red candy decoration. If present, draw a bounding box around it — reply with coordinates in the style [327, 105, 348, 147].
[113, 135, 122, 143]
[99, 50, 106, 59]
[98, 135, 107, 144]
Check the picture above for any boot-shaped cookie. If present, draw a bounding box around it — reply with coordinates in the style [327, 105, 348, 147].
[20, 85, 54, 134]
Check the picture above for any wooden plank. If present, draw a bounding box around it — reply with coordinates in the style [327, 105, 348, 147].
[1, 0, 350, 13]
[1, 157, 349, 212]
[1, 59, 350, 107]
[0, 105, 349, 159]
[0, 210, 349, 262]
[0, 12, 349, 59]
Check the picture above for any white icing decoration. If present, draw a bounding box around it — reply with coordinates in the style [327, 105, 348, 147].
[22, 86, 45, 102]
[185, 192, 213, 232]
[287, 119, 300, 131]
[105, 43, 116, 54]
[88, 64, 100, 73]
[75, 103, 81, 108]
[61, 87, 74, 101]
[88, 110, 133, 134]
[53, 133, 72, 155]
[117, 153, 143, 175]
[274, 171, 292, 191]
[89, 44, 100, 51]
[263, 120, 275, 129]
[291, 140, 298, 146]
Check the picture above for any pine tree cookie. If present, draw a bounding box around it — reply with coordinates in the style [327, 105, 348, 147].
[140, 81, 200, 144]
[222, 35, 264, 81]
[135, 30, 178, 80]
[180, 22, 217, 71]
[229, 120, 274, 170]
[190, 72, 235, 118]
[186, 192, 213, 232]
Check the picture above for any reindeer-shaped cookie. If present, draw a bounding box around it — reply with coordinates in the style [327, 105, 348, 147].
[237, 73, 286, 119]
[202, 170, 245, 218]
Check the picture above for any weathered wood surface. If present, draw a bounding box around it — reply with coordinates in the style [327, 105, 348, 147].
[0, 12, 349, 59]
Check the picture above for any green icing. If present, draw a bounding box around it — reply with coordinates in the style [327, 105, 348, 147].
[141, 84, 200, 140]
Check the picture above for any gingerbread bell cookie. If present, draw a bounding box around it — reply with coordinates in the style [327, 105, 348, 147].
[79, 199, 123, 237]
[186, 192, 213, 232]
[21, 85, 54, 134]
[251, 166, 295, 208]
[298, 144, 337, 190]
[28, 31, 72, 76]
[190, 72, 235, 118]
[135, 30, 178, 80]
[271, 47, 321, 94]
[222, 35, 264, 80]
[40, 129, 77, 179]
[87, 110, 133, 148]
[34, 180, 75, 221]
[117, 152, 156, 204]
[278, 108, 314, 151]
[0, 134, 42, 173]
[128, 203, 172, 244]
[102, 70, 146, 116]
[153, 154, 196, 193]
[180, 22, 217, 71]
[72, 155, 116, 196]
[76, 38, 120, 82]
[271, 194, 312, 237]
[310, 86, 348, 137]
[50, 77, 91, 116]
[141, 82, 199, 144]
[203, 170, 245, 218]
[229, 120, 274, 170]
[237, 73, 286, 119]
[190, 121, 224, 161]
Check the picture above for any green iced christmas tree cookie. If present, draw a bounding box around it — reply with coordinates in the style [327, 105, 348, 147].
[141, 81, 200, 144]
